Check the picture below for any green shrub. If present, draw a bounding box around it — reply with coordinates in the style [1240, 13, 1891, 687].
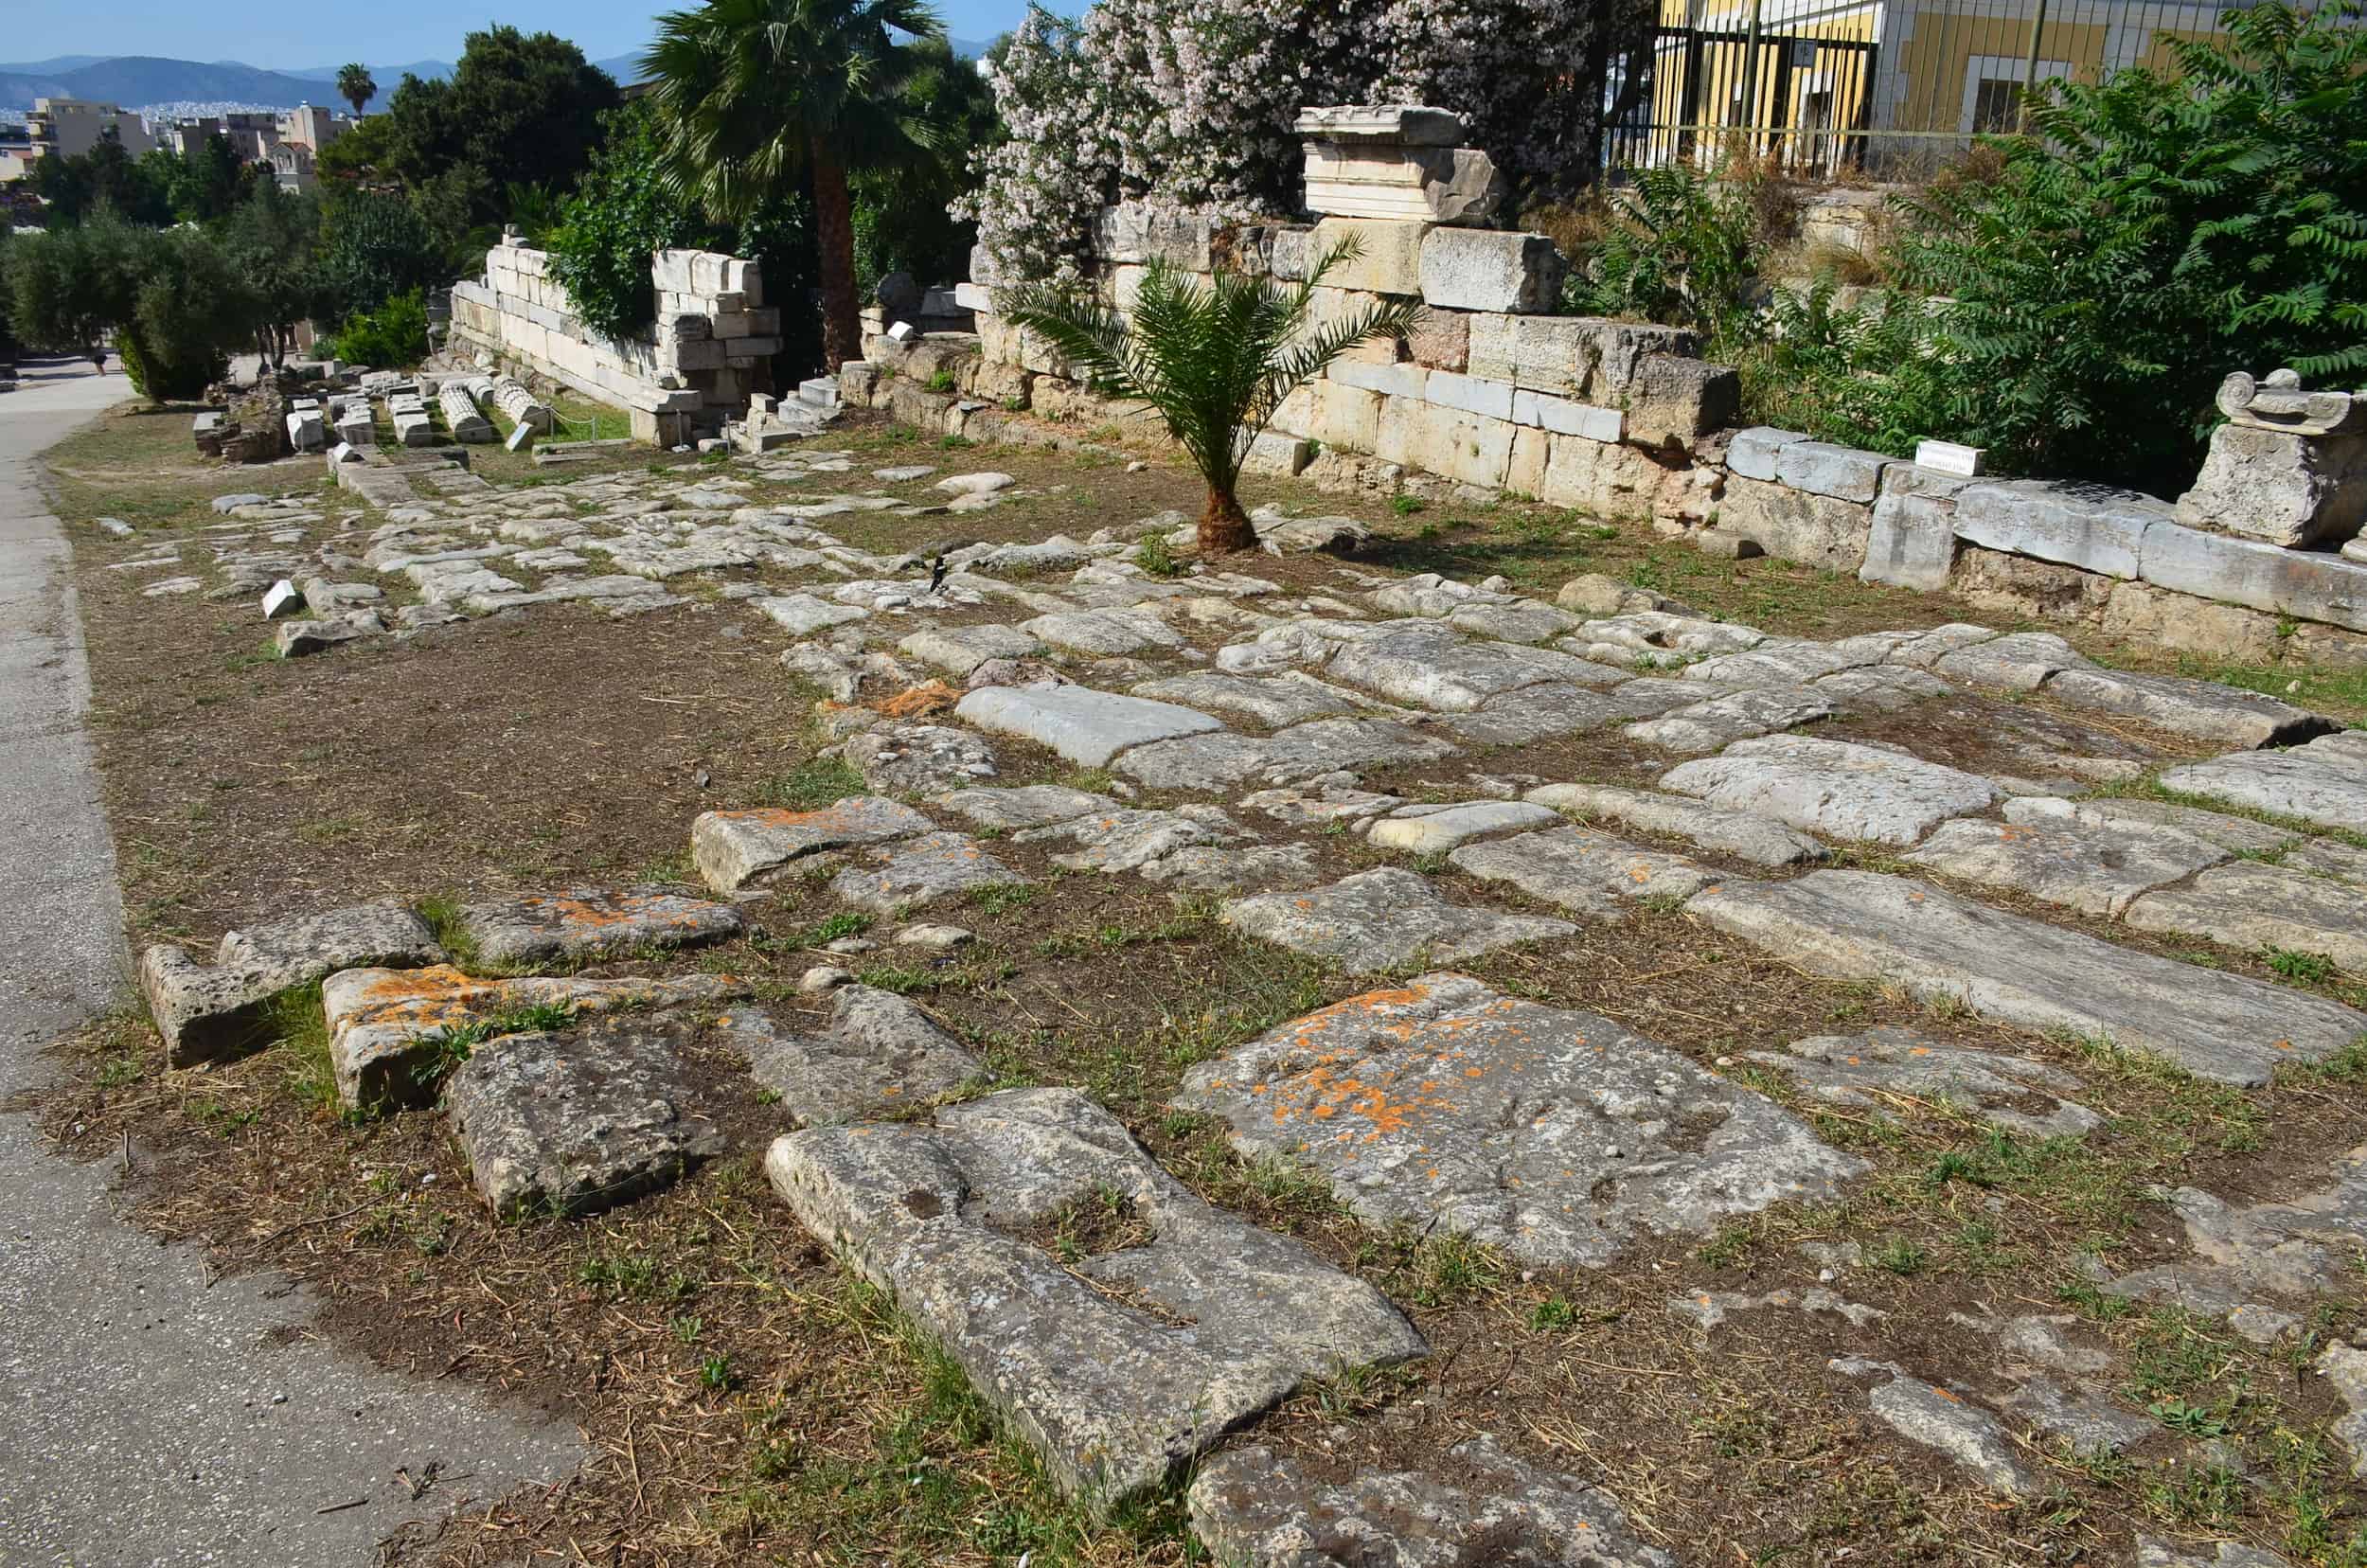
[1720, 280, 1941, 458]
[328, 290, 429, 370]
[1563, 162, 1761, 338]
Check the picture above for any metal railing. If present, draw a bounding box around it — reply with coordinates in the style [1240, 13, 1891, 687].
[1605, 0, 2303, 176]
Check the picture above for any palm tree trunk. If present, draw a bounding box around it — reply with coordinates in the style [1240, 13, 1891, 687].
[1198, 483, 1257, 554]
[810, 142, 862, 376]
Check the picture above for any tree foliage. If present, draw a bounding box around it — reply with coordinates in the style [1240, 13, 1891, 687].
[1564, 162, 1762, 339]
[850, 33, 996, 296]
[1001, 241, 1424, 552]
[316, 187, 449, 319]
[326, 289, 429, 368]
[337, 62, 377, 116]
[33, 136, 172, 226]
[4, 213, 245, 400]
[372, 27, 620, 228]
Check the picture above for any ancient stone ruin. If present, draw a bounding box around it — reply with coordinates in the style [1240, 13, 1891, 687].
[2178, 368, 2367, 555]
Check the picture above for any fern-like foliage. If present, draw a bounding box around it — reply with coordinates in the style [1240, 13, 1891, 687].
[1565, 162, 1762, 338]
[999, 241, 1424, 550]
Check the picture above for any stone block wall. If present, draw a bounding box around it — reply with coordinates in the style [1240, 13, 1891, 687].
[449, 238, 776, 444]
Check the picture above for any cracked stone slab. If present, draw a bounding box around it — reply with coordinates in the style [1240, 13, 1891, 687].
[691, 797, 935, 894]
[446, 1014, 724, 1219]
[2101, 1146, 2367, 1318]
[1564, 612, 1768, 668]
[1524, 782, 1828, 867]
[1903, 815, 2228, 918]
[756, 593, 870, 635]
[1221, 871, 1575, 971]
[1930, 631, 2087, 691]
[1686, 871, 2367, 1085]
[1117, 718, 1457, 792]
[1449, 827, 1718, 918]
[1130, 671, 1364, 728]
[2127, 860, 2367, 971]
[1833, 1363, 2038, 1494]
[2044, 668, 2336, 748]
[1326, 630, 1615, 712]
[1623, 686, 1836, 754]
[1447, 599, 1582, 644]
[455, 888, 744, 967]
[1662, 735, 2002, 847]
[1177, 975, 1862, 1265]
[1433, 682, 1645, 744]
[2159, 734, 2367, 834]
[1016, 805, 1240, 872]
[2004, 1375, 2156, 1455]
[1748, 1027, 2100, 1138]
[957, 684, 1225, 767]
[322, 965, 744, 1111]
[1186, 1434, 1675, 1568]
[899, 623, 1044, 678]
[717, 987, 979, 1124]
[932, 783, 1118, 829]
[1136, 844, 1328, 895]
[2136, 1536, 2296, 1568]
[828, 830, 1026, 914]
[138, 902, 443, 1066]
[1811, 665, 1954, 715]
[842, 722, 1001, 793]
[2002, 794, 2297, 856]
[1238, 784, 1404, 827]
[1021, 608, 1185, 656]
[766, 1088, 1427, 1506]
[1683, 641, 1879, 687]
[1364, 799, 1560, 854]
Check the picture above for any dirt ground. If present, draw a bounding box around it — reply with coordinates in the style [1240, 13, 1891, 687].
[26, 401, 2367, 1567]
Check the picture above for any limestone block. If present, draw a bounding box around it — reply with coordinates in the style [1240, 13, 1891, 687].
[1953, 479, 2166, 579]
[1505, 425, 1550, 496]
[1715, 474, 1873, 572]
[1728, 426, 1807, 482]
[1310, 217, 1431, 295]
[1095, 203, 1218, 270]
[1418, 228, 1564, 312]
[1627, 353, 1740, 447]
[1949, 544, 2114, 625]
[1375, 395, 1515, 489]
[2138, 515, 2367, 633]
[2176, 421, 2367, 547]
[1539, 433, 1671, 522]
[1772, 439, 1888, 503]
[1408, 308, 1469, 372]
[1296, 284, 1401, 365]
[1421, 368, 1515, 421]
[2102, 580, 2285, 663]
[1304, 381, 1381, 451]
[1242, 431, 1314, 476]
[1512, 388, 1622, 441]
[1302, 140, 1504, 225]
[1861, 466, 1970, 591]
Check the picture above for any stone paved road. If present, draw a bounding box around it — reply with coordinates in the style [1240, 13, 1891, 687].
[0, 360, 582, 1565]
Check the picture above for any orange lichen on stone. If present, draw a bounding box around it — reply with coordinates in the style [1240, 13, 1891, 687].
[875, 682, 958, 719]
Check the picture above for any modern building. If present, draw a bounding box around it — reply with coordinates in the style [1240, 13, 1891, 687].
[25, 98, 154, 161]
[268, 142, 317, 192]
[277, 104, 347, 152]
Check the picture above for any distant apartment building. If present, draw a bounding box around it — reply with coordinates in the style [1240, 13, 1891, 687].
[25, 98, 155, 160]
[215, 111, 280, 161]
[276, 103, 348, 152]
[268, 142, 317, 192]
[0, 120, 35, 184]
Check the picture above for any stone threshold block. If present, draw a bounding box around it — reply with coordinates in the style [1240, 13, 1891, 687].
[691, 797, 935, 895]
[323, 965, 745, 1111]
[1174, 973, 1864, 1266]
[446, 1013, 724, 1218]
[1686, 871, 2367, 1085]
[456, 887, 744, 967]
[766, 1088, 1427, 1507]
[716, 986, 979, 1125]
[956, 684, 1226, 769]
[140, 902, 442, 1066]
[1189, 1434, 1675, 1567]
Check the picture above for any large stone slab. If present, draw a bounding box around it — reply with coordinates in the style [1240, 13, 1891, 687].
[766, 1088, 1427, 1506]
[2126, 861, 2367, 971]
[322, 965, 744, 1110]
[1130, 671, 1363, 728]
[2160, 734, 2367, 831]
[1175, 975, 1863, 1264]
[1220, 870, 1575, 971]
[932, 783, 1117, 829]
[1750, 1026, 2099, 1138]
[690, 797, 934, 894]
[1020, 608, 1185, 656]
[1952, 478, 2164, 579]
[139, 902, 443, 1066]
[1116, 718, 1456, 792]
[899, 623, 1044, 678]
[445, 1014, 723, 1218]
[956, 685, 1224, 767]
[1015, 805, 1239, 872]
[1686, 871, 2367, 1084]
[1365, 800, 1559, 854]
[1448, 826, 1717, 918]
[842, 722, 1001, 794]
[2002, 794, 2296, 855]
[1661, 736, 2002, 847]
[456, 887, 743, 967]
[2042, 667, 2334, 748]
[717, 987, 978, 1123]
[1902, 816, 2226, 918]
[1526, 782, 1830, 866]
[1624, 686, 1835, 754]
[1326, 630, 1607, 712]
[828, 830, 1027, 914]
[1188, 1434, 1674, 1567]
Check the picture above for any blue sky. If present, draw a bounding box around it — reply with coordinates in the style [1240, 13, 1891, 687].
[5, 0, 1038, 71]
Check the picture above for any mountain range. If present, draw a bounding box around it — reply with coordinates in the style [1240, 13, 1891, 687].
[0, 38, 991, 117]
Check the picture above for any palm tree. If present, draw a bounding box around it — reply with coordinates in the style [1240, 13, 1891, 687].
[1000, 241, 1425, 554]
[336, 63, 376, 117]
[643, 0, 944, 377]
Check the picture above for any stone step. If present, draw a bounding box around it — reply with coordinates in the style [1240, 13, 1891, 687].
[765, 1087, 1427, 1508]
[1686, 870, 2367, 1085]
